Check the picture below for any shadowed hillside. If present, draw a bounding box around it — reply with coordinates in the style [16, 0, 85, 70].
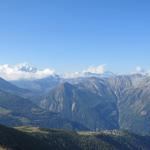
[0, 124, 150, 150]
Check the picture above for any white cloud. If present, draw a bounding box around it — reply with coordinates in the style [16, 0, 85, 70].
[83, 65, 105, 74]
[135, 66, 145, 74]
[63, 65, 106, 78]
[0, 63, 107, 80]
[132, 66, 150, 76]
[0, 63, 55, 80]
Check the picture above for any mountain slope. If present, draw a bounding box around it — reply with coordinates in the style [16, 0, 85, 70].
[118, 85, 150, 134]
[0, 77, 29, 97]
[0, 89, 87, 130]
[34, 75, 150, 134]
[0, 124, 50, 150]
[11, 75, 61, 93]
[40, 81, 119, 131]
[0, 125, 150, 150]
[106, 74, 150, 134]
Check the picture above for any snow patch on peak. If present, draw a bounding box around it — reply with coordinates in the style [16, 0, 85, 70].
[16, 63, 37, 73]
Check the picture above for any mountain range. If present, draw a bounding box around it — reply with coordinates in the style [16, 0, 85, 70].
[0, 71, 149, 135]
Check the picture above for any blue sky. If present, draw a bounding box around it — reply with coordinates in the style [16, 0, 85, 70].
[0, 0, 150, 74]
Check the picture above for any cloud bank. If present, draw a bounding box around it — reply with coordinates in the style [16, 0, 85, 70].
[63, 65, 106, 78]
[0, 63, 55, 80]
[83, 65, 105, 74]
[1, 63, 148, 81]
[0, 63, 106, 80]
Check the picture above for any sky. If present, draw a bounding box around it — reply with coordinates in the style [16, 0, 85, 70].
[0, 0, 150, 75]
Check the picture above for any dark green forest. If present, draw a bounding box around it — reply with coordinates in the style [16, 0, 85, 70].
[0, 124, 150, 150]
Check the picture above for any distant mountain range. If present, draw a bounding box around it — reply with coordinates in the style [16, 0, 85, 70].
[0, 73, 150, 134]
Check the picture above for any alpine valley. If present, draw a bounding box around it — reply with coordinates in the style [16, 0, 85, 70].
[0, 65, 150, 149]
[0, 67, 148, 135]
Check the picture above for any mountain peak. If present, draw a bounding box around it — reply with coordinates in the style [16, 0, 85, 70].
[16, 63, 37, 73]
